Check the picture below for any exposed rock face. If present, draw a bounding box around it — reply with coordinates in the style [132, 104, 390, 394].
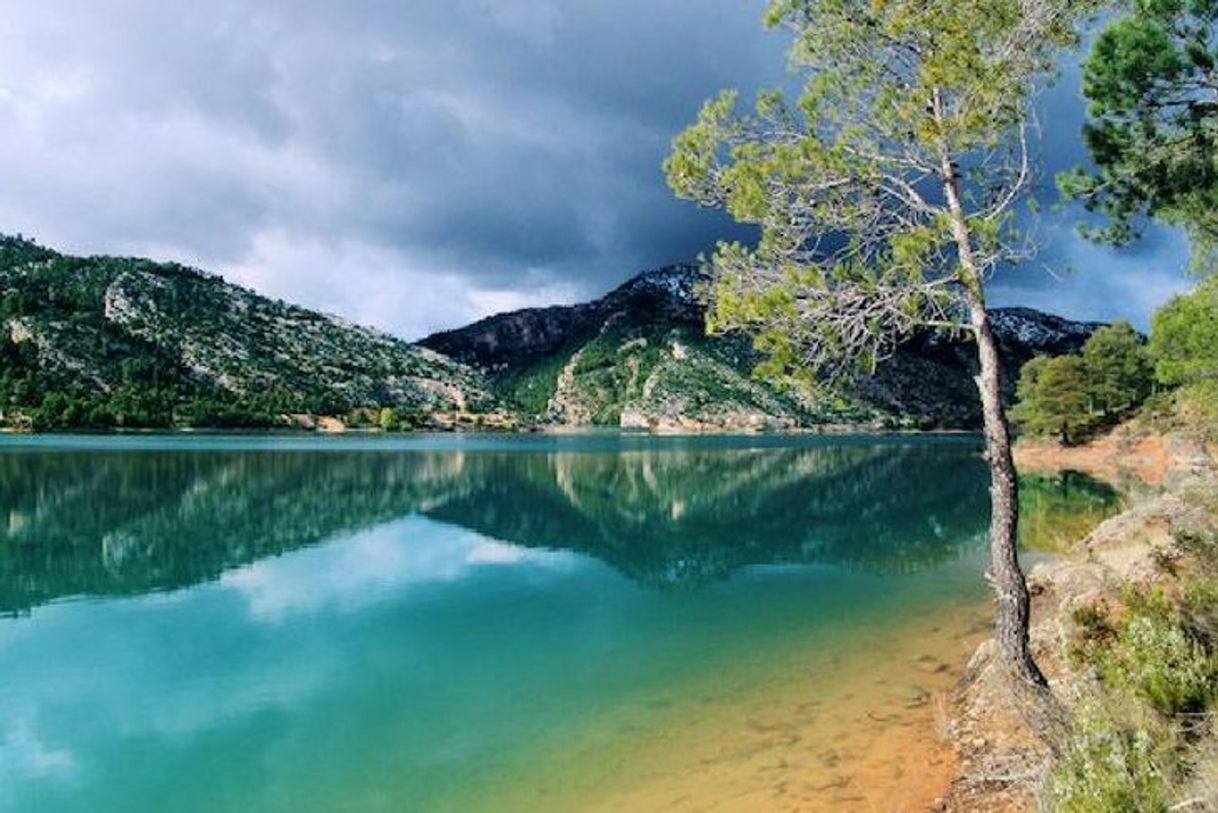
[422, 265, 1104, 429]
[422, 265, 703, 372]
[425, 266, 826, 429]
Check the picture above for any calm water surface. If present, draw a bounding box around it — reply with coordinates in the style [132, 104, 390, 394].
[0, 434, 1119, 812]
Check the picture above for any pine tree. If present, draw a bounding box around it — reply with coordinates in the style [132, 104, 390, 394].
[1081, 321, 1152, 418]
[1061, 0, 1218, 268]
[1011, 355, 1093, 444]
[664, 0, 1095, 695]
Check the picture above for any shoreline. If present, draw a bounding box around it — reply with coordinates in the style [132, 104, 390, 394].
[940, 427, 1218, 811]
[455, 594, 993, 813]
[0, 423, 981, 438]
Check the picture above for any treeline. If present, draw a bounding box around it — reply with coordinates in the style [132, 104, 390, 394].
[1012, 277, 1218, 443]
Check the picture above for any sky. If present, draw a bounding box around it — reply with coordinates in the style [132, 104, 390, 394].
[0, 0, 1196, 339]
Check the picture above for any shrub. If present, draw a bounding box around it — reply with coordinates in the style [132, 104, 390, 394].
[1047, 704, 1168, 813]
[1099, 614, 1218, 716]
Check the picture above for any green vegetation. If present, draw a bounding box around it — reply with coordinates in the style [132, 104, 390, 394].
[1084, 322, 1155, 418]
[1013, 278, 1218, 442]
[1048, 700, 1170, 813]
[490, 316, 857, 429]
[1040, 1, 1218, 803]
[1060, 0, 1218, 267]
[498, 344, 580, 418]
[1153, 278, 1218, 388]
[1148, 278, 1218, 429]
[1050, 522, 1218, 811]
[0, 234, 491, 431]
[1012, 322, 1153, 443]
[1011, 355, 1094, 444]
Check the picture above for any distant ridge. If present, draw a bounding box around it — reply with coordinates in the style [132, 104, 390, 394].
[423, 265, 1106, 430]
[0, 233, 1103, 432]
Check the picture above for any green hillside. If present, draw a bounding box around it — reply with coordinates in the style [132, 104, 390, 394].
[0, 235, 494, 430]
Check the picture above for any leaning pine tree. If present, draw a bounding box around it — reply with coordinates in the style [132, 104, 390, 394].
[665, 0, 1092, 701]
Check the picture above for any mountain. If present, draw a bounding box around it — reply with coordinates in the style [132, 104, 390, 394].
[422, 265, 1105, 429]
[0, 235, 495, 430]
[422, 266, 838, 430]
[0, 234, 1102, 433]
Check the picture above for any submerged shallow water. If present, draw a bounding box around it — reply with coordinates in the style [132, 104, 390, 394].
[0, 433, 1120, 812]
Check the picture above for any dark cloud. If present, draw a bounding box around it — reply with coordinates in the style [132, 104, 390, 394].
[0, 1, 1193, 337]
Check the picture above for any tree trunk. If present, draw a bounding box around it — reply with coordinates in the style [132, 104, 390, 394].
[937, 146, 1047, 690]
[967, 299, 1048, 689]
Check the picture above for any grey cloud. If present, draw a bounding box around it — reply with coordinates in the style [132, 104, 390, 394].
[0, 0, 783, 335]
[0, 1, 1195, 338]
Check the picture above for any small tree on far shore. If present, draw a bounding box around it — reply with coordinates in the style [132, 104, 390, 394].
[1081, 321, 1153, 419]
[1011, 355, 1092, 444]
[665, 0, 1094, 695]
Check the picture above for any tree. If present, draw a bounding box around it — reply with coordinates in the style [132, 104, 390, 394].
[1080, 321, 1153, 417]
[1011, 355, 1093, 443]
[1013, 325, 1153, 442]
[1059, 0, 1218, 266]
[378, 407, 398, 431]
[665, 0, 1093, 691]
[1150, 276, 1218, 387]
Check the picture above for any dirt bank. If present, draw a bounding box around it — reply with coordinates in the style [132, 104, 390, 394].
[1013, 424, 1215, 491]
[941, 431, 1218, 811]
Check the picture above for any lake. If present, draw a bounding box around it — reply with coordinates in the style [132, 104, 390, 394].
[0, 433, 1120, 812]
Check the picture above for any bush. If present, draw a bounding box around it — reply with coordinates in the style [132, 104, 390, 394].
[1047, 705, 1168, 813]
[1100, 615, 1218, 716]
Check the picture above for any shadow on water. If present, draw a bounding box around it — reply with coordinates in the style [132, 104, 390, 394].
[0, 439, 1119, 613]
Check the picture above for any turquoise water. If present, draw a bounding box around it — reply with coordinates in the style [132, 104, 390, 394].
[0, 434, 1116, 812]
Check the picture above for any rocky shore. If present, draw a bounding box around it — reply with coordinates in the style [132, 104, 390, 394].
[938, 429, 1218, 811]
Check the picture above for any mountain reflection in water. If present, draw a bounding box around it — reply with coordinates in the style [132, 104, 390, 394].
[0, 436, 1119, 613]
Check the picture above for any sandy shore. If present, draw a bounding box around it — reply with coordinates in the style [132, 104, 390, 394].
[471, 602, 990, 813]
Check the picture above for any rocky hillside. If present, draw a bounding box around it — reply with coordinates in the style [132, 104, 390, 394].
[0, 234, 1103, 433]
[0, 235, 493, 429]
[422, 265, 1104, 429]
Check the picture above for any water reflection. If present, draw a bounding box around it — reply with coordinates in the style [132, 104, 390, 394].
[0, 439, 1118, 613]
[1020, 469, 1124, 552]
[0, 438, 1126, 813]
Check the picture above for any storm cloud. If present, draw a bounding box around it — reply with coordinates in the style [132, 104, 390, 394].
[0, 1, 1195, 337]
